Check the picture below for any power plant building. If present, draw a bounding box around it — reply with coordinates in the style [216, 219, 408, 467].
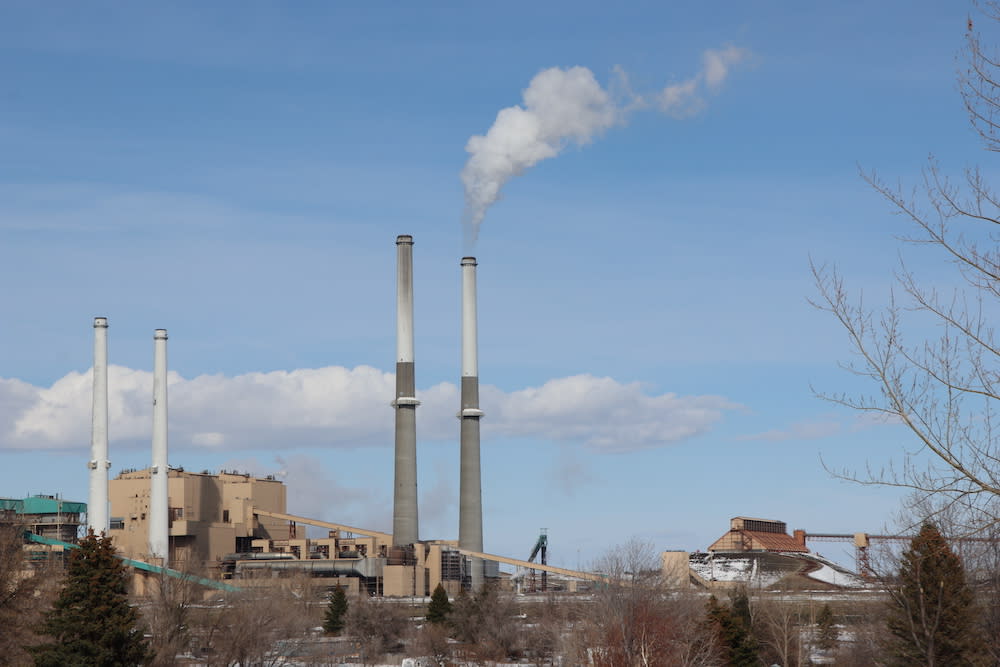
[85, 235, 527, 595]
[108, 468, 296, 567]
[0, 495, 86, 544]
[708, 516, 809, 553]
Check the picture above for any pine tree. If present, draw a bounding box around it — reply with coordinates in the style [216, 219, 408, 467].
[885, 522, 986, 666]
[426, 583, 452, 624]
[31, 532, 152, 666]
[816, 603, 838, 651]
[704, 591, 759, 667]
[323, 584, 348, 635]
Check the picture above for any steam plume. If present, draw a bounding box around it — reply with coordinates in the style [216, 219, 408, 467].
[461, 45, 749, 244]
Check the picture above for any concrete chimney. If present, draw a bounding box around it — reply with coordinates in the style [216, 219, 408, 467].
[459, 256, 484, 590]
[87, 317, 110, 536]
[392, 235, 420, 546]
[149, 329, 169, 565]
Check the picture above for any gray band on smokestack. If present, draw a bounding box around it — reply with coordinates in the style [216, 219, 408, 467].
[149, 329, 169, 565]
[459, 256, 484, 591]
[88, 317, 110, 536]
[392, 235, 419, 546]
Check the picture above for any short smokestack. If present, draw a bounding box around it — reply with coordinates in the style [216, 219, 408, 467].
[149, 329, 169, 565]
[87, 317, 110, 535]
[392, 235, 420, 546]
[459, 256, 484, 590]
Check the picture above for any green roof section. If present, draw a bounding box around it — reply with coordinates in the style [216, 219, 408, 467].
[0, 496, 87, 515]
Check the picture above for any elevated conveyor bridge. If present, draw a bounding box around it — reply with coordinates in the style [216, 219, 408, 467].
[25, 533, 241, 593]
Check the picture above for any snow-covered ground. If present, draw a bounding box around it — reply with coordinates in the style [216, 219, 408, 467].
[689, 551, 867, 589]
[803, 559, 864, 588]
[689, 554, 785, 587]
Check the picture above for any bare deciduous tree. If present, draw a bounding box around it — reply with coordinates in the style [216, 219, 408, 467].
[812, 5, 1000, 532]
[413, 621, 451, 667]
[345, 596, 410, 667]
[587, 538, 720, 667]
[754, 593, 806, 667]
[450, 583, 522, 663]
[195, 585, 314, 667]
[0, 523, 61, 665]
[142, 566, 207, 666]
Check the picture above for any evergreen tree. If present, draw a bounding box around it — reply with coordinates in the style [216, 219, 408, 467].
[816, 603, 838, 651]
[426, 583, 452, 624]
[31, 532, 152, 666]
[323, 584, 348, 635]
[704, 591, 759, 667]
[885, 522, 986, 666]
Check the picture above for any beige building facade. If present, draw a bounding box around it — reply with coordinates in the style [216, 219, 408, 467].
[108, 468, 495, 596]
[108, 468, 295, 568]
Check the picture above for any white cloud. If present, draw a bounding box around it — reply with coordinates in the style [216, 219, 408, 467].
[741, 409, 901, 443]
[484, 375, 736, 452]
[741, 418, 842, 442]
[0, 365, 737, 454]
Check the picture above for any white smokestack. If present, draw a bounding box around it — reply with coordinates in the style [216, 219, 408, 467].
[460, 47, 748, 244]
[149, 329, 169, 565]
[459, 257, 484, 591]
[87, 317, 110, 535]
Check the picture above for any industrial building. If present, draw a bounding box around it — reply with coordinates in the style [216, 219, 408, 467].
[105, 465, 502, 596]
[85, 235, 528, 596]
[85, 237, 871, 598]
[0, 495, 86, 544]
[664, 516, 864, 590]
[108, 468, 296, 567]
[707, 516, 809, 553]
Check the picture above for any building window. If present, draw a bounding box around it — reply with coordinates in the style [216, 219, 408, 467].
[222, 509, 230, 523]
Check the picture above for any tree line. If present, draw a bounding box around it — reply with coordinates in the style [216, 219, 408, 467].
[6, 523, 998, 666]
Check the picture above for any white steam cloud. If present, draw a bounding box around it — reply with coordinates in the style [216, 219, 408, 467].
[461, 45, 749, 244]
[0, 365, 737, 454]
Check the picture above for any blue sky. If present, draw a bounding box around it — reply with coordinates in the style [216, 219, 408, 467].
[0, 1, 984, 569]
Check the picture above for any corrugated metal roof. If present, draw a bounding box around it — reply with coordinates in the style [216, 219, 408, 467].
[0, 496, 87, 515]
[746, 531, 808, 552]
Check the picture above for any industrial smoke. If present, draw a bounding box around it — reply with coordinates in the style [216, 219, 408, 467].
[460, 45, 748, 245]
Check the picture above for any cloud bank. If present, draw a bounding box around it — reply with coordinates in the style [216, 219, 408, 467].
[460, 45, 749, 244]
[2, 365, 737, 454]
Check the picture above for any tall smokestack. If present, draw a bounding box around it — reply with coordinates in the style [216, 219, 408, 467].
[149, 329, 169, 565]
[459, 256, 484, 590]
[87, 317, 110, 535]
[392, 235, 419, 546]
